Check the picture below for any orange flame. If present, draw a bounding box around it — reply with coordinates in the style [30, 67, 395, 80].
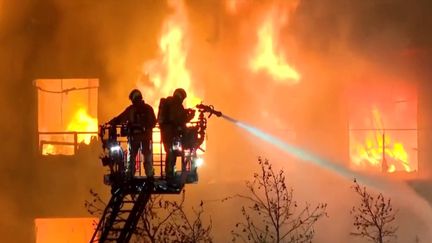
[41, 107, 97, 155]
[250, 8, 300, 84]
[140, 0, 201, 109]
[66, 107, 98, 144]
[138, 0, 204, 155]
[42, 144, 56, 155]
[351, 108, 413, 173]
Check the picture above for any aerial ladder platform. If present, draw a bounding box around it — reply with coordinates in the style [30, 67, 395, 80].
[90, 104, 221, 243]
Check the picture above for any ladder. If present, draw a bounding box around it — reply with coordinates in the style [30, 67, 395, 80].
[90, 181, 153, 243]
[92, 122, 207, 242]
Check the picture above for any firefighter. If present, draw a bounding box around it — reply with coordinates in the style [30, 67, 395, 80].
[158, 88, 195, 185]
[108, 89, 156, 179]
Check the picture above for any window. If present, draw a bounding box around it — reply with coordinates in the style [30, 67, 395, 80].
[36, 79, 99, 155]
[35, 218, 97, 243]
[347, 80, 418, 174]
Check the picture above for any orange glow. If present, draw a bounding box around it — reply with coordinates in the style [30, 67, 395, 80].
[42, 144, 58, 155]
[350, 108, 413, 173]
[35, 218, 97, 243]
[249, 7, 300, 84]
[388, 164, 396, 173]
[347, 77, 417, 174]
[225, 0, 245, 14]
[140, 0, 201, 109]
[66, 107, 98, 144]
[37, 79, 99, 155]
[137, 0, 204, 159]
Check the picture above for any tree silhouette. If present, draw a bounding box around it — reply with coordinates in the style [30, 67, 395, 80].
[231, 158, 327, 243]
[85, 189, 212, 243]
[161, 191, 212, 243]
[350, 179, 398, 243]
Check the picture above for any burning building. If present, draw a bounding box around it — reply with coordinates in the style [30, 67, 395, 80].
[36, 78, 99, 156]
[1, 0, 432, 242]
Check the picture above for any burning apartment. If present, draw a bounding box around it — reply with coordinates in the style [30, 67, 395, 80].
[1, 0, 432, 242]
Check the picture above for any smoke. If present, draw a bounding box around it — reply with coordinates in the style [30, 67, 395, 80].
[222, 114, 364, 181]
[0, 1, 168, 242]
[182, 1, 432, 241]
[179, 1, 432, 241]
[1, 0, 432, 242]
[221, 114, 432, 241]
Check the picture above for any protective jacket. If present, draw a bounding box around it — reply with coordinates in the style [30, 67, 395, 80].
[158, 96, 192, 128]
[158, 95, 194, 181]
[109, 100, 156, 178]
[109, 100, 156, 136]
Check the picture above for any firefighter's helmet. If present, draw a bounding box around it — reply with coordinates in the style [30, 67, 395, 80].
[173, 88, 187, 100]
[129, 89, 143, 102]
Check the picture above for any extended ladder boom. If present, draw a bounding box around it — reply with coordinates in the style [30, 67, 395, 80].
[91, 104, 221, 242]
[90, 182, 152, 243]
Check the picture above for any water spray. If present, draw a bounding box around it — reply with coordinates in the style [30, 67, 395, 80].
[220, 113, 392, 189]
[220, 114, 432, 236]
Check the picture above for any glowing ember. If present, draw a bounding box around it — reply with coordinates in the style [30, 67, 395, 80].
[350, 108, 413, 173]
[140, 0, 201, 109]
[249, 10, 300, 83]
[66, 107, 98, 144]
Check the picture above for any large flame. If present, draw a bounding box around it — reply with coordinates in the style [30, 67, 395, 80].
[140, 0, 201, 109]
[350, 108, 413, 173]
[138, 0, 203, 156]
[249, 7, 300, 84]
[66, 107, 98, 144]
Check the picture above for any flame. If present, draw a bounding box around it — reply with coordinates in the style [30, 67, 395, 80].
[249, 7, 300, 84]
[350, 108, 413, 173]
[140, 0, 201, 109]
[42, 144, 55, 155]
[138, 0, 204, 156]
[66, 107, 98, 144]
[41, 108, 97, 155]
[388, 164, 396, 173]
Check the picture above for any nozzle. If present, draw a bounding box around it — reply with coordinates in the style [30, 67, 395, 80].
[196, 103, 222, 117]
[213, 110, 222, 117]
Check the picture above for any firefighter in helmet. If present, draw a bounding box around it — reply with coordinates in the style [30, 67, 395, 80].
[109, 89, 156, 179]
[158, 88, 195, 184]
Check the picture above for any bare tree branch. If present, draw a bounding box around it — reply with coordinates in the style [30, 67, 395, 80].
[350, 179, 398, 243]
[86, 189, 212, 242]
[231, 157, 328, 243]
